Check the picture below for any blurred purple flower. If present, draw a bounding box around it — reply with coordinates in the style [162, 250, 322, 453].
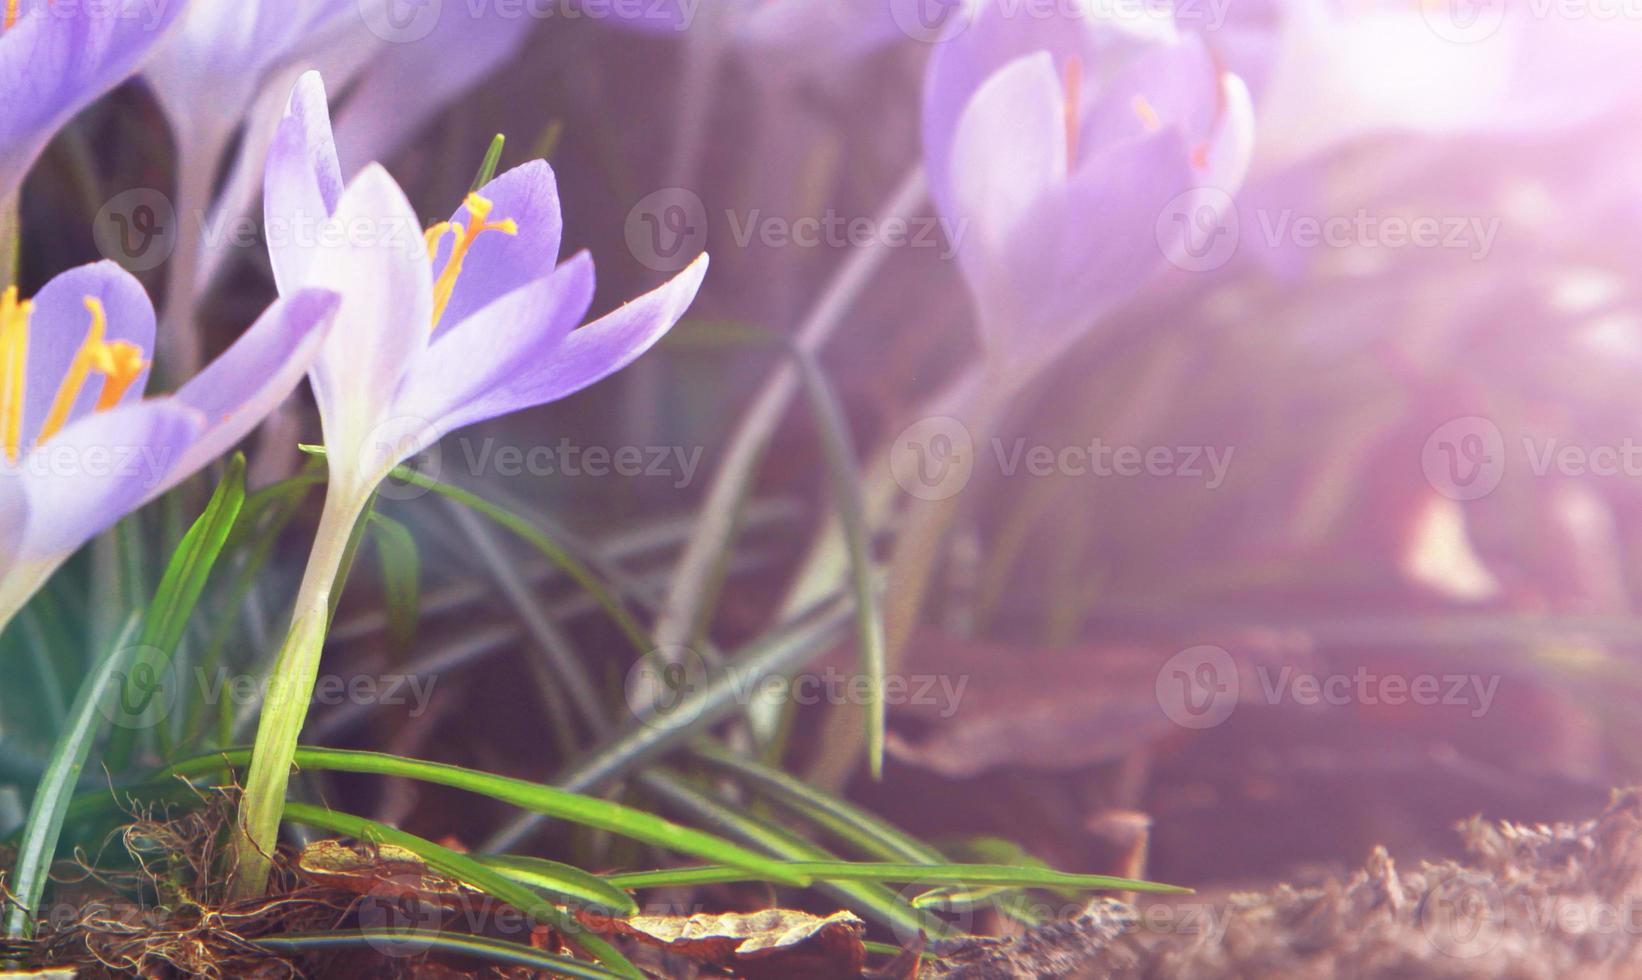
[264, 70, 709, 500]
[0, 261, 338, 630]
[923, 2, 1253, 381]
[0, 0, 184, 201]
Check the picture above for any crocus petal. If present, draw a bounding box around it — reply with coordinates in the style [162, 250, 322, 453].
[921, 0, 1173, 217]
[15, 401, 202, 560]
[392, 253, 596, 453]
[979, 130, 1192, 373]
[265, 70, 347, 294]
[0, 0, 185, 197]
[513, 252, 709, 406]
[943, 51, 1068, 292]
[18, 261, 156, 453]
[432, 161, 566, 337]
[300, 165, 435, 465]
[165, 289, 340, 487]
[1076, 34, 1219, 154]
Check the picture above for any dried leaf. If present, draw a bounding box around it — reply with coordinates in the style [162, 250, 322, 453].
[578, 908, 867, 979]
[297, 839, 470, 903]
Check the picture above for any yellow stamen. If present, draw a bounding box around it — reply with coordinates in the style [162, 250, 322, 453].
[427, 193, 519, 329]
[0, 287, 31, 463]
[4, 0, 19, 31]
[90, 340, 146, 411]
[1132, 94, 1163, 134]
[1062, 56, 1084, 171]
[38, 297, 117, 445]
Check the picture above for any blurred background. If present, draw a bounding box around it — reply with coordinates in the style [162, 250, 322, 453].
[10, 0, 1642, 927]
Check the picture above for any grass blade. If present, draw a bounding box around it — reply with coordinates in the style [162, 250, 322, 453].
[368, 512, 421, 649]
[255, 930, 630, 979]
[690, 744, 940, 863]
[469, 133, 507, 192]
[279, 803, 640, 978]
[107, 455, 246, 768]
[477, 854, 638, 915]
[5, 615, 141, 939]
[161, 748, 809, 886]
[606, 860, 1188, 894]
[792, 350, 888, 779]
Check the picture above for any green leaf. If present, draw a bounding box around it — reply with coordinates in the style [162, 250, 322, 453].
[605, 859, 1186, 894]
[5, 615, 142, 939]
[477, 854, 638, 915]
[634, 769, 934, 940]
[470, 133, 507, 192]
[255, 930, 631, 979]
[368, 512, 421, 648]
[691, 744, 940, 864]
[279, 803, 640, 978]
[161, 747, 808, 887]
[792, 351, 888, 779]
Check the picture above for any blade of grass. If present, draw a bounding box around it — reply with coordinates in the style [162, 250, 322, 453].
[469, 133, 507, 192]
[689, 744, 940, 863]
[5, 615, 141, 939]
[791, 350, 888, 780]
[605, 860, 1187, 894]
[368, 512, 421, 650]
[255, 931, 629, 979]
[279, 803, 639, 978]
[163, 748, 808, 886]
[476, 854, 638, 915]
[634, 769, 937, 939]
[108, 455, 246, 768]
[481, 594, 854, 852]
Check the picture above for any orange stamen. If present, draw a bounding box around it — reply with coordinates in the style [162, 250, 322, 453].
[90, 341, 146, 410]
[1062, 56, 1084, 171]
[38, 298, 112, 445]
[3, 0, 19, 30]
[1132, 94, 1163, 134]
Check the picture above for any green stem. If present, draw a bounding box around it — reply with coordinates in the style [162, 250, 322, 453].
[228, 485, 368, 899]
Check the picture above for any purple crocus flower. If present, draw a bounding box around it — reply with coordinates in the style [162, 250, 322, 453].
[923, 1, 1253, 382]
[0, 261, 338, 631]
[0, 0, 185, 202]
[230, 70, 708, 894]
